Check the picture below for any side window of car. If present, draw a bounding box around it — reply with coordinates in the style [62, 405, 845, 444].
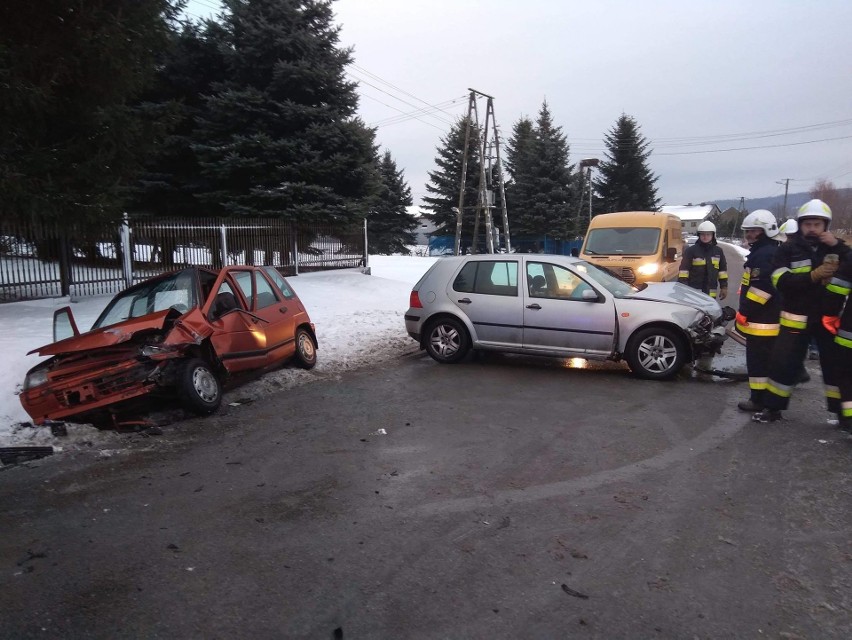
[474, 261, 518, 296]
[262, 266, 295, 299]
[232, 271, 253, 306]
[528, 262, 591, 300]
[255, 272, 280, 310]
[453, 262, 477, 293]
[209, 281, 243, 319]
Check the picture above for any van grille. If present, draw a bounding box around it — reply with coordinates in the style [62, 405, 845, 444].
[616, 268, 636, 284]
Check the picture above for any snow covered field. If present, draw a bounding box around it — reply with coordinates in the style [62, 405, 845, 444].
[0, 255, 438, 447]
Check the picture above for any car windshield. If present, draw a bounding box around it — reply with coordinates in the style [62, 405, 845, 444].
[92, 269, 199, 329]
[584, 227, 661, 255]
[573, 261, 639, 297]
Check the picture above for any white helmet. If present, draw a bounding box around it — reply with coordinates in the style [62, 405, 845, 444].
[697, 221, 716, 234]
[741, 209, 779, 238]
[796, 199, 832, 226]
[778, 218, 798, 236]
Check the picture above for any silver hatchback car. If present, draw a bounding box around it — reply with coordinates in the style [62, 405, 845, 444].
[405, 254, 729, 380]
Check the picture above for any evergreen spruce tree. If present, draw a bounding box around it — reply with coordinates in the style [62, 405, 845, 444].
[511, 102, 576, 239]
[192, 0, 378, 221]
[0, 0, 181, 224]
[504, 116, 536, 232]
[367, 150, 417, 255]
[130, 19, 230, 217]
[592, 114, 660, 214]
[422, 117, 481, 239]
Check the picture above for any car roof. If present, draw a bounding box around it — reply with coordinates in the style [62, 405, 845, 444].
[445, 253, 585, 265]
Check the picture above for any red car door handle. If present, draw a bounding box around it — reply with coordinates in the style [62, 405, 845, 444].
[457, 298, 472, 304]
[279, 307, 288, 313]
[526, 303, 542, 310]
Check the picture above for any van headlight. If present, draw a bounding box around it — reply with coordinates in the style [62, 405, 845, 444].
[24, 368, 48, 390]
[637, 263, 659, 276]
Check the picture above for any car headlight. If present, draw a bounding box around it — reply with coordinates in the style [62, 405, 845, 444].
[24, 369, 48, 390]
[637, 263, 659, 276]
[140, 344, 177, 357]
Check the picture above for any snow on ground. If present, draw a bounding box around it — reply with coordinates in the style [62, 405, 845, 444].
[0, 255, 438, 447]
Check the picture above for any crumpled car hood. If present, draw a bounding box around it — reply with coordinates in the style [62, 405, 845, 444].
[29, 310, 177, 356]
[625, 282, 722, 318]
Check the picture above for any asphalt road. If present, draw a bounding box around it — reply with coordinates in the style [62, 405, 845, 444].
[1, 246, 850, 639]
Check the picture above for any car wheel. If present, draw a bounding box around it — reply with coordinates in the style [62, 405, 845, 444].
[294, 327, 317, 369]
[425, 317, 470, 364]
[625, 326, 686, 380]
[178, 358, 222, 415]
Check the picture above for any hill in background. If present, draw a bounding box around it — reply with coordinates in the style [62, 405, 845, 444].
[711, 188, 852, 217]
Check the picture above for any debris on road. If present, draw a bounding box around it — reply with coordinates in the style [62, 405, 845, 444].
[561, 584, 590, 599]
[0, 446, 54, 466]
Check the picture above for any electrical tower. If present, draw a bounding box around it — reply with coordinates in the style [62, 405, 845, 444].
[454, 89, 511, 255]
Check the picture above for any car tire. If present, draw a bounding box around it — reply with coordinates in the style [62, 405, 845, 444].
[294, 327, 317, 369]
[178, 358, 222, 415]
[625, 326, 686, 380]
[424, 317, 470, 364]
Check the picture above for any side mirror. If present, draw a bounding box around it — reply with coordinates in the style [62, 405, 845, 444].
[53, 306, 80, 342]
[666, 247, 678, 262]
[581, 289, 600, 302]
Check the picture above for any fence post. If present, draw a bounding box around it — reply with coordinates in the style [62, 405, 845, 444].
[58, 227, 71, 298]
[362, 218, 370, 274]
[120, 213, 133, 288]
[292, 227, 299, 275]
[220, 224, 228, 267]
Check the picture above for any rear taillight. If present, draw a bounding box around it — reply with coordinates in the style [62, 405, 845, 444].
[409, 290, 423, 308]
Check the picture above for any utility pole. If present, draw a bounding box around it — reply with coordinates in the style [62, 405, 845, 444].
[454, 88, 511, 255]
[776, 178, 791, 218]
[736, 196, 745, 234]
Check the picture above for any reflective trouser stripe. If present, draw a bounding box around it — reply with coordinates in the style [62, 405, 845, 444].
[825, 385, 840, 400]
[780, 311, 808, 329]
[736, 321, 779, 337]
[842, 402, 852, 418]
[767, 380, 793, 398]
[749, 377, 768, 391]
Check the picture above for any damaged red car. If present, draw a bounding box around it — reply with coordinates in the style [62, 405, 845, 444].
[20, 266, 317, 426]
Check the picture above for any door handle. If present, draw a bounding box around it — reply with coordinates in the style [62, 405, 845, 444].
[526, 303, 542, 310]
[457, 298, 472, 304]
[279, 307, 288, 314]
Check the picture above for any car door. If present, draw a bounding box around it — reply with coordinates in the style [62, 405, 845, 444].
[230, 268, 299, 367]
[204, 271, 269, 373]
[449, 259, 523, 348]
[522, 260, 616, 356]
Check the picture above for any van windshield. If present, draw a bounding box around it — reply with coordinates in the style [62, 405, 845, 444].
[584, 228, 661, 256]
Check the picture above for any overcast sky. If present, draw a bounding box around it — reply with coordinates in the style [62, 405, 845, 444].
[186, 0, 852, 208]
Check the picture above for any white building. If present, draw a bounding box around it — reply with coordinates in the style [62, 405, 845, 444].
[660, 203, 722, 235]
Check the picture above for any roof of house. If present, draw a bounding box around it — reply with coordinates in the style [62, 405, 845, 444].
[660, 204, 720, 222]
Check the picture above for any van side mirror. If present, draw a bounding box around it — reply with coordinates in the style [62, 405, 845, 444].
[666, 247, 678, 262]
[53, 306, 80, 342]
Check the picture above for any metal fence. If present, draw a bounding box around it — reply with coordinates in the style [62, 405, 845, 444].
[0, 216, 366, 302]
